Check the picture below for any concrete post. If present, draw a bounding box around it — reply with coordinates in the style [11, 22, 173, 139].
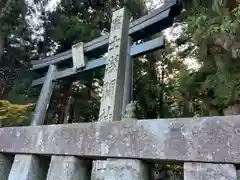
[224, 104, 240, 180]
[46, 156, 90, 180]
[184, 163, 237, 180]
[8, 65, 56, 180]
[8, 155, 49, 180]
[184, 105, 239, 180]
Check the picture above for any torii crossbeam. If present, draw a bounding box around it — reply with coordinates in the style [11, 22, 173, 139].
[31, 0, 182, 87]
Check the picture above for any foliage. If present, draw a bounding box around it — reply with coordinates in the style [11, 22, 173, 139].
[1, 0, 240, 178]
[38, 0, 146, 55]
[0, 0, 45, 125]
[0, 0, 42, 100]
[0, 0, 26, 36]
[8, 70, 40, 104]
[0, 100, 34, 127]
[165, 0, 240, 116]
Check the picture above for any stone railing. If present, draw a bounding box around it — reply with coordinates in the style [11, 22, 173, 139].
[0, 115, 239, 179]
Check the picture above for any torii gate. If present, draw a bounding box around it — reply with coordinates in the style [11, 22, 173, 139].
[30, 0, 182, 123]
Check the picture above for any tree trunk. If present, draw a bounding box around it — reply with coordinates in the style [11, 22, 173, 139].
[0, 36, 4, 63]
[84, 77, 93, 122]
[63, 96, 73, 124]
[224, 0, 238, 11]
[146, 53, 158, 119]
[59, 81, 72, 124]
[159, 64, 165, 118]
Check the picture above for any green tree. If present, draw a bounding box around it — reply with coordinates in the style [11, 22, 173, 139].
[0, 100, 34, 127]
[0, 0, 47, 99]
[159, 0, 240, 117]
[0, 0, 46, 126]
[180, 0, 240, 114]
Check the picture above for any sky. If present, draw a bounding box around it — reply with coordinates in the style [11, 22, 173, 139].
[46, 0, 60, 11]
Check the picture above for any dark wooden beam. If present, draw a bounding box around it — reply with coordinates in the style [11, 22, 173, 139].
[32, 37, 164, 86]
[30, 0, 182, 71]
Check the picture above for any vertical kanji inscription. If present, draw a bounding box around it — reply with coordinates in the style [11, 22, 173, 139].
[108, 36, 121, 50]
[111, 15, 122, 31]
[92, 7, 130, 179]
[105, 55, 119, 73]
[98, 7, 130, 123]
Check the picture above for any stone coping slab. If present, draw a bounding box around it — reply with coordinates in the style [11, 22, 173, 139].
[0, 116, 240, 164]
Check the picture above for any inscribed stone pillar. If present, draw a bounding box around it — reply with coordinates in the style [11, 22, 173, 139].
[97, 7, 130, 123]
[184, 163, 237, 180]
[8, 65, 57, 180]
[46, 156, 90, 180]
[0, 154, 13, 180]
[91, 7, 149, 180]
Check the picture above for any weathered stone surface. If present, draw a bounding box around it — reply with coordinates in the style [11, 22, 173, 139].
[224, 104, 240, 180]
[184, 162, 237, 180]
[46, 156, 90, 180]
[1, 116, 240, 163]
[8, 154, 49, 180]
[98, 7, 130, 123]
[0, 154, 13, 180]
[72, 42, 86, 71]
[31, 64, 56, 126]
[91, 159, 149, 180]
[92, 6, 141, 180]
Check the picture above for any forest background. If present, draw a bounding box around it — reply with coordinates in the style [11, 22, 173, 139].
[0, 0, 239, 178]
